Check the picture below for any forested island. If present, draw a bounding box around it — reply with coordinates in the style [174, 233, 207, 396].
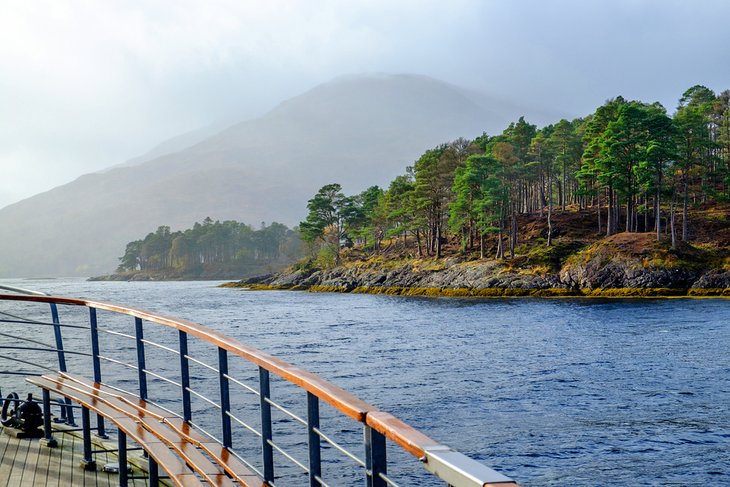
[92, 218, 301, 280]
[233, 85, 730, 296]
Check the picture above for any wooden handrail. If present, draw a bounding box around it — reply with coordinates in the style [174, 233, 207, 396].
[1, 292, 518, 486]
[0, 293, 374, 420]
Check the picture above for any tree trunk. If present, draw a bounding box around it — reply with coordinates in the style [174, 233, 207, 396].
[468, 220, 474, 249]
[606, 186, 613, 236]
[558, 179, 563, 212]
[670, 194, 677, 249]
[655, 192, 661, 241]
[510, 208, 517, 259]
[682, 169, 689, 241]
[496, 205, 505, 260]
[496, 231, 503, 260]
[597, 188, 602, 234]
[562, 160, 567, 211]
[429, 224, 435, 255]
[547, 170, 553, 246]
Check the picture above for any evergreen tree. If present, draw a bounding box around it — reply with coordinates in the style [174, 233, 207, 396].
[674, 85, 716, 241]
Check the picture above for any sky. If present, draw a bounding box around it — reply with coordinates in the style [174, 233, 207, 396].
[2, 0, 729, 209]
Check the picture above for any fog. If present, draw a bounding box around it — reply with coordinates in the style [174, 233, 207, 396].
[2, 0, 730, 209]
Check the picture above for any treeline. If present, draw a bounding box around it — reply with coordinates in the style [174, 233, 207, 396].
[117, 218, 301, 274]
[301, 85, 730, 262]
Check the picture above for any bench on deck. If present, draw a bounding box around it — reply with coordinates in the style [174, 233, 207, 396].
[27, 373, 264, 487]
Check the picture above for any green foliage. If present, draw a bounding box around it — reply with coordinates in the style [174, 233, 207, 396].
[349, 185, 385, 248]
[313, 245, 338, 268]
[299, 183, 382, 263]
[449, 155, 493, 237]
[117, 219, 300, 275]
[524, 241, 587, 272]
[381, 174, 418, 240]
[295, 85, 729, 263]
[300, 183, 347, 244]
[292, 257, 316, 273]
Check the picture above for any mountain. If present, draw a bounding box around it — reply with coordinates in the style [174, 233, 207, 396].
[0, 74, 517, 277]
[102, 123, 224, 172]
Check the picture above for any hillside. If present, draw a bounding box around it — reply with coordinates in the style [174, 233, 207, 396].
[0, 74, 511, 277]
[232, 86, 730, 297]
[234, 205, 730, 297]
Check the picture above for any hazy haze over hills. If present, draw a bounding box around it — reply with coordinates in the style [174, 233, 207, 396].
[0, 74, 523, 277]
[103, 123, 226, 172]
[4, 2, 730, 212]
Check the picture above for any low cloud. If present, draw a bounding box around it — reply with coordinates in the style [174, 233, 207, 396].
[1, 0, 729, 208]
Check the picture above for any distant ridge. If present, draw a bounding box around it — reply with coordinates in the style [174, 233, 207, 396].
[0, 74, 522, 277]
[102, 122, 225, 172]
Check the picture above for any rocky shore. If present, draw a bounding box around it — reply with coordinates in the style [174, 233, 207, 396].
[225, 234, 730, 298]
[89, 264, 285, 282]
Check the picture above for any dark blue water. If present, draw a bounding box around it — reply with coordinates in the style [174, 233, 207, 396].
[2, 279, 729, 486]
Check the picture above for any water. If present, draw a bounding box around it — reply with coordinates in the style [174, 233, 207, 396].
[2, 278, 729, 485]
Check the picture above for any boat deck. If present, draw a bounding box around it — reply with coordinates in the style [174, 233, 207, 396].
[0, 288, 520, 487]
[0, 426, 148, 487]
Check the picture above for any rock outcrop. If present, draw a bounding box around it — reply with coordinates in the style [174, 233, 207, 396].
[233, 233, 729, 297]
[691, 270, 730, 289]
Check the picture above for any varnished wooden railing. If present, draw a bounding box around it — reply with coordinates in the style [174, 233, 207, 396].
[0, 288, 518, 486]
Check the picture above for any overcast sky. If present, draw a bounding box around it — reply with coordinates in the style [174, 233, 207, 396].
[2, 0, 729, 209]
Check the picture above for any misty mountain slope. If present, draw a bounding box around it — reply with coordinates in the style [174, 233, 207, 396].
[103, 123, 225, 171]
[0, 74, 508, 277]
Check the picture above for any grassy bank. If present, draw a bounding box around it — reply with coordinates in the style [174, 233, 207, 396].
[221, 282, 730, 298]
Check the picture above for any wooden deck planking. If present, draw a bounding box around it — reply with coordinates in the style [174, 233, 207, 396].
[0, 426, 150, 487]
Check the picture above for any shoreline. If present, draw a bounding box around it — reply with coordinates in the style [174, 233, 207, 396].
[221, 282, 730, 298]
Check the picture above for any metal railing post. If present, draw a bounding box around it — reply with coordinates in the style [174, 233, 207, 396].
[49, 302, 75, 425]
[307, 392, 321, 487]
[118, 430, 128, 487]
[80, 406, 96, 470]
[218, 347, 232, 449]
[179, 330, 192, 422]
[49, 303, 67, 372]
[134, 317, 148, 400]
[40, 388, 57, 448]
[88, 308, 106, 437]
[365, 426, 387, 487]
[0, 291, 520, 487]
[259, 367, 275, 483]
[148, 455, 159, 486]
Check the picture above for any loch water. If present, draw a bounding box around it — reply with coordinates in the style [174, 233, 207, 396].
[2, 278, 728, 486]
